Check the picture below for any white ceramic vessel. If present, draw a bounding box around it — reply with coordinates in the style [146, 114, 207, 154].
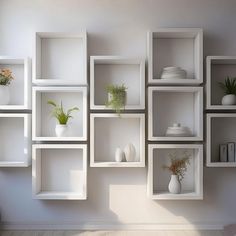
[124, 143, 136, 162]
[115, 148, 124, 162]
[166, 123, 192, 137]
[161, 66, 187, 80]
[55, 124, 68, 137]
[0, 85, 10, 105]
[221, 94, 236, 105]
[168, 175, 181, 194]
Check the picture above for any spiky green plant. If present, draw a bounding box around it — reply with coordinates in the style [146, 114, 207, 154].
[47, 100, 79, 125]
[105, 84, 127, 115]
[219, 77, 236, 95]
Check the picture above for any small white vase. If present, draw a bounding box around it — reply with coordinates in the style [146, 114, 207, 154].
[55, 124, 68, 137]
[0, 85, 10, 105]
[168, 175, 181, 194]
[124, 143, 136, 162]
[222, 94, 236, 105]
[115, 148, 124, 162]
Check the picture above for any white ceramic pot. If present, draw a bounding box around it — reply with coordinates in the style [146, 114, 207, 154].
[168, 175, 181, 194]
[55, 124, 68, 137]
[124, 143, 136, 162]
[222, 94, 236, 105]
[108, 92, 127, 105]
[0, 85, 10, 105]
[115, 148, 124, 162]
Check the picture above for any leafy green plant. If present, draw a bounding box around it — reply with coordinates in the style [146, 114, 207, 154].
[0, 69, 14, 85]
[105, 84, 127, 115]
[47, 100, 79, 125]
[163, 151, 191, 181]
[219, 76, 236, 95]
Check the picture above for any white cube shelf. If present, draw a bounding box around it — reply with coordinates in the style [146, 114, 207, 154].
[32, 144, 87, 200]
[90, 56, 145, 110]
[148, 28, 203, 85]
[0, 114, 31, 167]
[32, 87, 87, 141]
[90, 113, 145, 167]
[207, 56, 236, 109]
[148, 87, 203, 141]
[33, 32, 87, 85]
[0, 57, 31, 110]
[207, 113, 236, 167]
[148, 144, 203, 200]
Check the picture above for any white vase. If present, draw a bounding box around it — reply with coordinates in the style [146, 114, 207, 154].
[124, 143, 136, 162]
[55, 124, 68, 137]
[115, 148, 124, 162]
[168, 175, 181, 194]
[0, 85, 10, 105]
[222, 94, 236, 105]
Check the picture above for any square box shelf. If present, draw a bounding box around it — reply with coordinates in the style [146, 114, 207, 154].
[148, 28, 203, 85]
[207, 113, 236, 167]
[148, 87, 203, 141]
[0, 114, 31, 167]
[90, 113, 145, 167]
[32, 87, 87, 141]
[32, 144, 87, 200]
[33, 32, 87, 85]
[148, 144, 203, 200]
[207, 56, 236, 109]
[90, 56, 145, 110]
[0, 57, 31, 110]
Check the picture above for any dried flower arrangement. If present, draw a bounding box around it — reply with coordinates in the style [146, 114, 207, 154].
[0, 69, 14, 85]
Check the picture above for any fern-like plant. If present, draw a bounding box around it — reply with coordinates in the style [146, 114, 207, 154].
[219, 77, 236, 95]
[47, 100, 79, 125]
[106, 84, 127, 115]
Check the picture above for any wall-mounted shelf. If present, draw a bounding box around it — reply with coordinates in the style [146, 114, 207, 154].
[32, 144, 87, 200]
[207, 113, 236, 167]
[148, 86, 203, 141]
[148, 144, 203, 200]
[0, 114, 31, 167]
[32, 87, 87, 141]
[0, 57, 31, 110]
[206, 56, 236, 110]
[90, 113, 145, 167]
[33, 32, 87, 85]
[90, 56, 145, 110]
[148, 28, 203, 85]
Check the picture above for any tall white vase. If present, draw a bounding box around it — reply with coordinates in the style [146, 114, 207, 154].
[0, 85, 10, 105]
[124, 143, 136, 162]
[168, 175, 181, 194]
[115, 148, 124, 162]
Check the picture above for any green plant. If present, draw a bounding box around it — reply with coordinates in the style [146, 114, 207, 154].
[105, 84, 127, 115]
[0, 69, 14, 85]
[163, 151, 191, 181]
[47, 100, 79, 125]
[219, 76, 236, 95]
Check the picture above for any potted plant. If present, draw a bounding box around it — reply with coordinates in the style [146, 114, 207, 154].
[0, 68, 14, 105]
[106, 84, 127, 115]
[47, 100, 79, 137]
[163, 151, 190, 194]
[219, 76, 236, 105]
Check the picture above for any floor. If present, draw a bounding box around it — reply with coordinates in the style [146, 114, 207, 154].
[0, 231, 224, 236]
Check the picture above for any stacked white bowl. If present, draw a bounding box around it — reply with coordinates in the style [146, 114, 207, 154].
[160, 67, 187, 80]
[166, 123, 192, 137]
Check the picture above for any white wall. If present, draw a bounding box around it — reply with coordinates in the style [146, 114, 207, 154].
[0, 0, 236, 230]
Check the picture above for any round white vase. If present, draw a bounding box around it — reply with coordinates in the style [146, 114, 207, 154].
[222, 94, 236, 105]
[168, 175, 181, 194]
[115, 148, 124, 162]
[124, 143, 136, 162]
[0, 85, 10, 105]
[55, 124, 68, 137]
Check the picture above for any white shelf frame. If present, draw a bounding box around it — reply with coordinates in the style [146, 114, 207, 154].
[33, 32, 87, 85]
[148, 144, 203, 200]
[0, 114, 31, 167]
[206, 56, 236, 110]
[0, 56, 31, 110]
[207, 113, 236, 167]
[90, 56, 145, 110]
[32, 86, 87, 141]
[148, 28, 203, 85]
[148, 86, 203, 141]
[90, 113, 145, 167]
[32, 144, 87, 200]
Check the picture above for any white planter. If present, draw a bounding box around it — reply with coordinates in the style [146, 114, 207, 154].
[168, 175, 181, 194]
[115, 148, 124, 162]
[0, 85, 10, 105]
[124, 143, 136, 162]
[222, 94, 236, 105]
[108, 92, 127, 105]
[55, 124, 68, 137]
